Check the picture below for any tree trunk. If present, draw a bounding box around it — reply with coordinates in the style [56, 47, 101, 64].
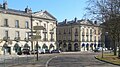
[113, 40, 117, 55]
[118, 45, 120, 58]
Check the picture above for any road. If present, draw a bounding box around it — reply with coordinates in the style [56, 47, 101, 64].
[0, 51, 119, 67]
[47, 52, 119, 67]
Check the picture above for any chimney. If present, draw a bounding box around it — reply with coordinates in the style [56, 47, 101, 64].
[94, 21, 97, 24]
[74, 17, 77, 23]
[25, 6, 29, 13]
[64, 19, 67, 24]
[3, 1, 8, 9]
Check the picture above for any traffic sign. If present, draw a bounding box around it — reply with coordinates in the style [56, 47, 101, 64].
[33, 26, 45, 30]
[31, 35, 41, 40]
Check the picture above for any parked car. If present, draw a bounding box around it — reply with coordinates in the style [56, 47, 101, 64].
[38, 49, 45, 54]
[93, 47, 105, 52]
[45, 49, 50, 53]
[22, 48, 30, 55]
[31, 50, 37, 54]
[51, 49, 61, 53]
[17, 51, 22, 55]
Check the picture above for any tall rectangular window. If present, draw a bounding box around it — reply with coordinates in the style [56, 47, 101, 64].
[4, 19, 8, 27]
[15, 20, 19, 28]
[82, 36, 84, 41]
[15, 31, 19, 37]
[25, 21, 29, 28]
[5, 30, 8, 37]
[25, 32, 29, 38]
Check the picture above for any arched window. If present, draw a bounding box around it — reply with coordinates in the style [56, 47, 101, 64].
[13, 43, 20, 52]
[42, 44, 48, 50]
[49, 44, 54, 49]
[24, 43, 30, 49]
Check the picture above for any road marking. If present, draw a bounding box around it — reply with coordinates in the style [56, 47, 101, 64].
[46, 56, 57, 67]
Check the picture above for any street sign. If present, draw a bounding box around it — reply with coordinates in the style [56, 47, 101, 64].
[33, 26, 45, 30]
[31, 35, 41, 40]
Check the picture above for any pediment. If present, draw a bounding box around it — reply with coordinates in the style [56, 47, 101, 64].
[33, 11, 56, 20]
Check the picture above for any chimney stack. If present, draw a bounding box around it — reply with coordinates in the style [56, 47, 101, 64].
[74, 17, 77, 23]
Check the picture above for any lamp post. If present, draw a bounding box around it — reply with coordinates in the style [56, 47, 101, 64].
[32, 25, 44, 61]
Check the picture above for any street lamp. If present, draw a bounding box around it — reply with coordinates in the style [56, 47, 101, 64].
[32, 25, 44, 61]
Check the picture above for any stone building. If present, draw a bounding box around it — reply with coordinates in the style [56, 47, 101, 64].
[57, 18, 101, 51]
[31, 10, 57, 51]
[0, 2, 57, 55]
[0, 2, 32, 55]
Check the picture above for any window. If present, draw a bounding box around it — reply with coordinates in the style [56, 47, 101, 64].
[4, 19, 8, 27]
[15, 20, 19, 28]
[25, 21, 29, 28]
[94, 29, 96, 34]
[5, 30, 8, 37]
[86, 35, 89, 41]
[64, 29, 66, 34]
[75, 28, 78, 36]
[94, 36, 96, 42]
[50, 32, 54, 41]
[43, 23, 47, 31]
[82, 36, 84, 41]
[15, 31, 19, 37]
[86, 29, 88, 35]
[90, 35, 92, 41]
[69, 29, 71, 34]
[25, 32, 29, 38]
[82, 28, 85, 35]
[90, 29, 92, 35]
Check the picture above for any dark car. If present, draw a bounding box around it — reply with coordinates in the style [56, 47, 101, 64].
[22, 48, 30, 55]
[31, 50, 37, 54]
[51, 49, 61, 53]
[17, 51, 22, 55]
[45, 49, 50, 53]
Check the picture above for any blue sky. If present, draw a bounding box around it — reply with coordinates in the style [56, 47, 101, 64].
[0, 0, 88, 22]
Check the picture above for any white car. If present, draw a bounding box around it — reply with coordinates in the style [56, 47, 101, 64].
[38, 49, 45, 54]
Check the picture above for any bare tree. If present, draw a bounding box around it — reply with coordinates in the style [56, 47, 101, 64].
[86, 0, 120, 56]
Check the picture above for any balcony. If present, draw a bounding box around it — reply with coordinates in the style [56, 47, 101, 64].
[74, 39, 78, 42]
[75, 32, 78, 36]
[50, 38, 54, 41]
[24, 37, 31, 42]
[50, 32, 54, 34]
[14, 37, 20, 41]
[4, 24, 9, 27]
[43, 38, 48, 41]
[3, 36, 10, 41]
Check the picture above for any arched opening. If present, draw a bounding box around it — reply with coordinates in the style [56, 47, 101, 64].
[90, 43, 93, 50]
[68, 43, 72, 51]
[42, 44, 48, 50]
[23, 43, 30, 49]
[63, 43, 67, 48]
[94, 43, 97, 49]
[2, 42, 11, 54]
[98, 43, 101, 47]
[86, 43, 89, 51]
[74, 43, 79, 51]
[13, 43, 21, 53]
[49, 44, 54, 50]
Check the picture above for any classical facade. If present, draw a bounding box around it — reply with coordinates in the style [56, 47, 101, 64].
[0, 2, 57, 55]
[31, 11, 57, 51]
[57, 18, 101, 51]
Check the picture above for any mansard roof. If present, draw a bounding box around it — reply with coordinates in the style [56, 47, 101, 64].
[0, 6, 31, 17]
[58, 19, 100, 27]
